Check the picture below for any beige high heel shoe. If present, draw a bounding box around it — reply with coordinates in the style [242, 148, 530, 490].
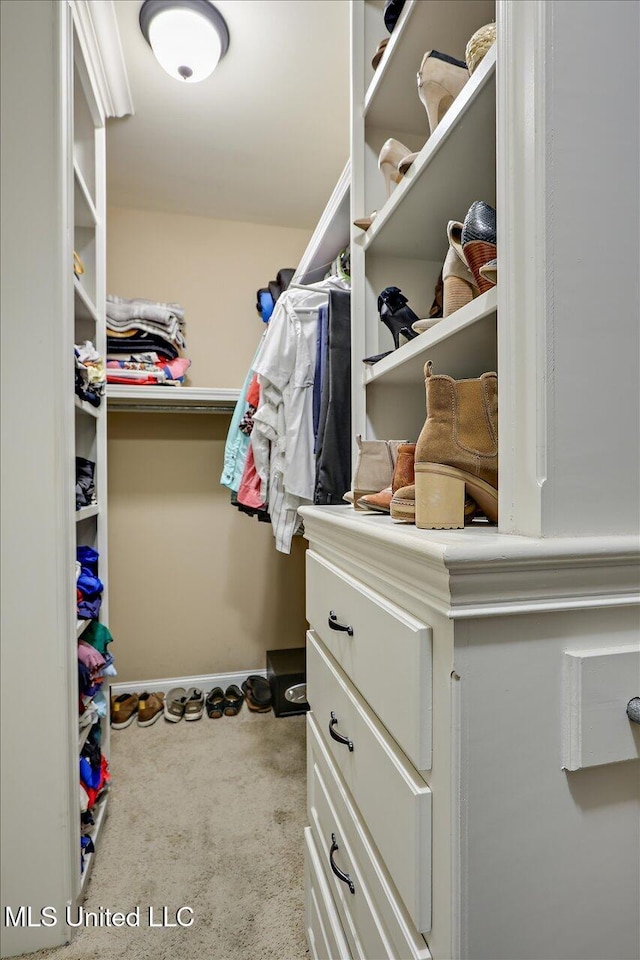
[443, 220, 478, 316]
[417, 50, 469, 135]
[378, 138, 412, 197]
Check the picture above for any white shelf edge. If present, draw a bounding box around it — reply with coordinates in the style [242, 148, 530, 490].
[74, 395, 101, 418]
[292, 160, 351, 283]
[73, 159, 99, 226]
[76, 504, 99, 522]
[77, 618, 91, 638]
[364, 287, 498, 384]
[363, 0, 418, 116]
[80, 791, 109, 894]
[362, 46, 496, 254]
[74, 276, 99, 322]
[106, 385, 241, 413]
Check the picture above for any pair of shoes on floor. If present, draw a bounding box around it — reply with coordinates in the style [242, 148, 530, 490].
[164, 687, 205, 723]
[241, 675, 272, 713]
[206, 684, 244, 718]
[110, 691, 165, 729]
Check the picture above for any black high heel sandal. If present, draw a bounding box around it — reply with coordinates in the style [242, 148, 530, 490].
[377, 287, 420, 350]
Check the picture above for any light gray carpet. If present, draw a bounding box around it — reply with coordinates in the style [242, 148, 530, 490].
[30, 709, 308, 960]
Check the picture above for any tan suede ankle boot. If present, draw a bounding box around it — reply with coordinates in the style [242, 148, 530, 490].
[414, 362, 498, 529]
[358, 443, 416, 513]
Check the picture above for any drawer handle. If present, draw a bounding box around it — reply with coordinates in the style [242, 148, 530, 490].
[627, 698, 640, 724]
[329, 833, 355, 894]
[328, 611, 353, 636]
[329, 711, 354, 752]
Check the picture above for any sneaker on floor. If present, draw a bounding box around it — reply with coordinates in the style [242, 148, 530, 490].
[164, 687, 187, 723]
[111, 692, 139, 729]
[137, 691, 165, 727]
[184, 688, 205, 721]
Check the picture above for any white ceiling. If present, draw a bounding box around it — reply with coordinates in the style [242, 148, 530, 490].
[107, 0, 350, 229]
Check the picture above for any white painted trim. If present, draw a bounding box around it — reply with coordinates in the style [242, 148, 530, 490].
[496, 0, 548, 536]
[293, 161, 350, 284]
[106, 385, 241, 413]
[71, 0, 133, 119]
[111, 668, 267, 696]
[299, 506, 640, 619]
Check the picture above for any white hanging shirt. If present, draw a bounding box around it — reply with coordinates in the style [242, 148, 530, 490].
[251, 277, 349, 553]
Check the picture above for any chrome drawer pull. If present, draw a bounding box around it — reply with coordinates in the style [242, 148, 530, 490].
[627, 698, 640, 724]
[329, 711, 354, 751]
[328, 610, 353, 636]
[329, 833, 355, 894]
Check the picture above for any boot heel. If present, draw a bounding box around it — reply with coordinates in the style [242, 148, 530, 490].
[443, 274, 475, 317]
[415, 467, 465, 529]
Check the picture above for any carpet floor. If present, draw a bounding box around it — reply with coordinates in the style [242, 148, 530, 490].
[29, 709, 308, 960]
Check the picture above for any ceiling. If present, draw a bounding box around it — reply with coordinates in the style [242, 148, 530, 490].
[107, 0, 350, 230]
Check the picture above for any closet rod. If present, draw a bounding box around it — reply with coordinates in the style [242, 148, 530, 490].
[108, 403, 236, 415]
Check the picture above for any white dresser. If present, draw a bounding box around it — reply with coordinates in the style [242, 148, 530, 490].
[300, 505, 640, 960]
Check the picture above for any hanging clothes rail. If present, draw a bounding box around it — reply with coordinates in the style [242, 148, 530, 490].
[106, 385, 241, 414]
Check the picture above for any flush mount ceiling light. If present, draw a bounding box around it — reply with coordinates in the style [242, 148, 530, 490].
[139, 0, 229, 83]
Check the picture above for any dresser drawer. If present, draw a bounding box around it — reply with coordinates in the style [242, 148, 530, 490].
[306, 551, 432, 771]
[305, 827, 352, 960]
[307, 631, 432, 933]
[308, 715, 432, 960]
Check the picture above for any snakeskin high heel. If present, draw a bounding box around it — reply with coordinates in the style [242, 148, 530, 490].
[461, 201, 497, 294]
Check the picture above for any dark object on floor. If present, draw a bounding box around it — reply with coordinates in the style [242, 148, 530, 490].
[266, 648, 309, 718]
[206, 687, 225, 719]
[242, 674, 273, 713]
[384, 0, 406, 33]
[223, 684, 244, 717]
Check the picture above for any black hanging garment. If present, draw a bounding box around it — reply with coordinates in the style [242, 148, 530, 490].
[314, 289, 351, 504]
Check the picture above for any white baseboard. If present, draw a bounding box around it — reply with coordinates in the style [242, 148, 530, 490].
[111, 668, 267, 696]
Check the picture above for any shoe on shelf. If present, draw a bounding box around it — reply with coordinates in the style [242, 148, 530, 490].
[344, 435, 406, 508]
[466, 22, 496, 75]
[371, 38, 389, 70]
[461, 201, 497, 293]
[479, 258, 497, 286]
[223, 685, 245, 717]
[73, 251, 85, 277]
[391, 483, 479, 523]
[164, 686, 187, 723]
[184, 688, 205, 721]
[206, 687, 225, 719]
[417, 50, 468, 135]
[384, 0, 406, 33]
[397, 151, 420, 176]
[411, 271, 444, 332]
[353, 210, 377, 231]
[358, 443, 416, 513]
[441, 220, 479, 316]
[110, 692, 139, 730]
[378, 138, 413, 197]
[378, 286, 420, 349]
[412, 361, 498, 529]
[241, 675, 273, 713]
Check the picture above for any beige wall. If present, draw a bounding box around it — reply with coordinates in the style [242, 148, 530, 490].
[106, 207, 310, 682]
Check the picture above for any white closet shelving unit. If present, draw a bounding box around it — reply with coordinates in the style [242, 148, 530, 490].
[302, 3, 639, 960]
[106, 385, 241, 414]
[293, 161, 351, 284]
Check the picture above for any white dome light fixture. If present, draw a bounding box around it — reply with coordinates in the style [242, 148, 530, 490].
[139, 0, 229, 83]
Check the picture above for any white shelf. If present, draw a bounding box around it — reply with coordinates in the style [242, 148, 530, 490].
[77, 618, 91, 637]
[364, 0, 495, 135]
[80, 790, 109, 895]
[74, 160, 98, 228]
[76, 504, 99, 522]
[74, 276, 99, 323]
[363, 46, 496, 260]
[107, 385, 241, 413]
[293, 161, 350, 284]
[365, 287, 497, 386]
[74, 395, 100, 418]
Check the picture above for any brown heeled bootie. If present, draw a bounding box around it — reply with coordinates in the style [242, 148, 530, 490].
[358, 443, 416, 513]
[413, 362, 497, 529]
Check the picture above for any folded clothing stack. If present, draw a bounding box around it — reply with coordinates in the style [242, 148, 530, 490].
[75, 340, 106, 407]
[76, 545, 103, 621]
[78, 619, 115, 738]
[79, 724, 110, 872]
[106, 295, 191, 386]
[76, 457, 96, 510]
